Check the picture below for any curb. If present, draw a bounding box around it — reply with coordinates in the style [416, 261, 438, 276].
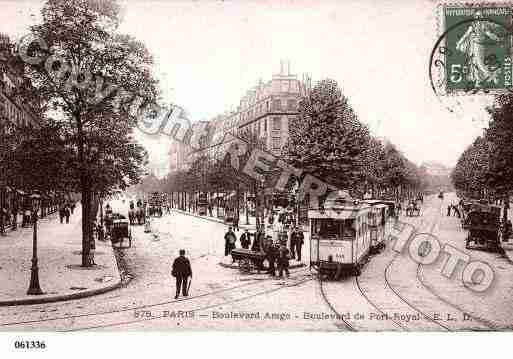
[0, 279, 122, 307]
[218, 261, 306, 270]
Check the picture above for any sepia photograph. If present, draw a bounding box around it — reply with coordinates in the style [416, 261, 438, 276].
[0, 0, 512, 354]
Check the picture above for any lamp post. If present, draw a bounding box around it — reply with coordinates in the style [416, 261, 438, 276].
[27, 193, 43, 295]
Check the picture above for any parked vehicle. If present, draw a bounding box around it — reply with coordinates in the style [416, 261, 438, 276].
[465, 203, 501, 252]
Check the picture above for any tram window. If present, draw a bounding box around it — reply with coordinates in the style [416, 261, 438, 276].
[312, 219, 340, 238]
[342, 219, 355, 239]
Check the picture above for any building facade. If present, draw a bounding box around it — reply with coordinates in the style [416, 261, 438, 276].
[0, 34, 40, 131]
[236, 61, 311, 154]
[168, 62, 312, 172]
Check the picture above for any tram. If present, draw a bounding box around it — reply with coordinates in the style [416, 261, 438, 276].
[309, 191, 372, 277]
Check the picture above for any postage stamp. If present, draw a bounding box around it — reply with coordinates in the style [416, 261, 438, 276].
[431, 3, 513, 95]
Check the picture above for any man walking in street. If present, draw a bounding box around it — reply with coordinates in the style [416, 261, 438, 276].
[240, 229, 251, 249]
[266, 237, 278, 277]
[277, 241, 290, 278]
[59, 205, 65, 224]
[64, 205, 71, 224]
[291, 226, 305, 262]
[224, 227, 237, 258]
[171, 249, 192, 299]
[447, 204, 451, 217]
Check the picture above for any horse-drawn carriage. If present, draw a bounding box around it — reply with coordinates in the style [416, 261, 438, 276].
[405, 200, 421, 217]
[464, 203, 501, 252]
[148, 192, 164, 217]
[110, 216, 132, 248]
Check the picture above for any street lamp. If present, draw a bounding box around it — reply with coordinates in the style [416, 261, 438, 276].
[27, 193, 43, 295]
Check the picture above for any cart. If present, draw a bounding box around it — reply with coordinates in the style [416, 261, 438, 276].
[110, 218, 132, 249]
[231, 248, 266, 273]
[465, 204, 501, 252]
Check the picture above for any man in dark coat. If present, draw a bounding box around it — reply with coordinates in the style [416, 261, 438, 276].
[172, 249, 192, 299]
[291, 226, 305, 262]
[224, 227, 237, 257]
[277, 242, 291, 278]
[266, 237, 278, 276]
[240, 229, 251, 249]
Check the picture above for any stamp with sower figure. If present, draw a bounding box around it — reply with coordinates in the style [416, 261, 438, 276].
[430, 4, 513, 95]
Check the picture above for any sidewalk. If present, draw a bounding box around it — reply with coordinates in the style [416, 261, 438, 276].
[0, 204, 121, 306]
[171, 208, 310, 232]
[171, 208, 257, 230]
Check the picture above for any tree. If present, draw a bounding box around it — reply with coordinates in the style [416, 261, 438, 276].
[283, 79, 370, 193]
[18, 0, 157, 266]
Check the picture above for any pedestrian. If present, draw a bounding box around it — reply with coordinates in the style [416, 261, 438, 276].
[64, 205, 71, 224]
[453, 205, 461, 218]
[240, 229, 251, 249]
[447, 205, 451, 217]
[70, 202, 76, 215]
[224, 227, 237, 258]
[277, 241, 291, 278]
[251, 230, 261, 252]
[0, 206, 6, 235]
[23, 208, 31, 227]
[89, 236, 96, 265]
[289, 229, 297, 260]
[266, 237, 278, 277]
[59, 205, 65, 223]
[291, 226, 305, 262]
[233, 213, 240, 231]
[171, 249, 192, 299]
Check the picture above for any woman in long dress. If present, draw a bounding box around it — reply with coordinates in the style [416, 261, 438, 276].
[456, 11, 502, 87]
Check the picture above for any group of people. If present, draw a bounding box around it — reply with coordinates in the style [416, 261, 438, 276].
[59, 202, 75, 224]
[447, 203, 461, 218]
[224, 224, 305, 278]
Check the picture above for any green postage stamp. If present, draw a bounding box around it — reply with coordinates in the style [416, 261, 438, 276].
[435, 4, 513, 94]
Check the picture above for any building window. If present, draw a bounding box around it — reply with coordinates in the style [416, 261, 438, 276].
[264, 118, 267, 132]
[272, 137, 281, 150]
[272, 99, 281, 111]
[273, 117, 281, 130]
[266, 101, 270, 112]
[287, 99, 296, 111]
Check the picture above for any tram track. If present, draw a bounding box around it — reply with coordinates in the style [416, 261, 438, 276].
[415, 264, 503, 330]
[317, 214, 427, 332]
[63, 272, 314, 331]
[382, 197, 501, 331]
[0, 267, 311, 330]
[382, 199, 455, 331]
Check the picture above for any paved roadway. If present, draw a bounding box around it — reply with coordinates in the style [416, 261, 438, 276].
[0, 193, 511, 331]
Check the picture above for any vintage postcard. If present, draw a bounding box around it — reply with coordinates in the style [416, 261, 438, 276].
[1, 1, 512, 350]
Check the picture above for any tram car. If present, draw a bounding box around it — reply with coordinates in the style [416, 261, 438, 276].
[309, 191, 372, 277]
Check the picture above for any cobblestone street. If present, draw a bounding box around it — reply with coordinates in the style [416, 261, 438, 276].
[1, 194, 511, 331]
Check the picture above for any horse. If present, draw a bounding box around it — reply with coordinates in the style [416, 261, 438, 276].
[136, 207, 145, 225]
[128, 208, 136, 225]
[407, 203, 415, 217]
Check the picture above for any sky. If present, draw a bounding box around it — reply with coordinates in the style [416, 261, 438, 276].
[0, 0, 497, 173]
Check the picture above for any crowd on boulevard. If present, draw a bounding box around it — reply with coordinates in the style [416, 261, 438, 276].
[223, 218, 305, 278]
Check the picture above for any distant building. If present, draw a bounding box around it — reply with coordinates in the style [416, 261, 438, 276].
[237, 60, 311, 154]
[421, 161, 453, 177]
[168, 61, 312, 172]
[0, 33, 41, 131]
